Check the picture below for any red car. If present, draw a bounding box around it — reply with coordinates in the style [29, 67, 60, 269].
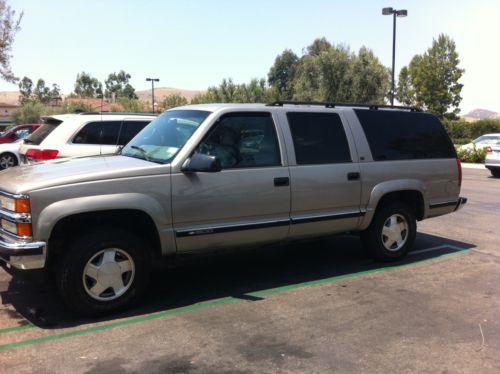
[0, 124, 42, 144]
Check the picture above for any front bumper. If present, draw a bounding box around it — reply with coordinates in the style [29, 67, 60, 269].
[0, 236, 46, 270]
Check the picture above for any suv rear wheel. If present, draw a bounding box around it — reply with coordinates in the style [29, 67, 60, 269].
[56, 228, 150, 316]
[361, 202, 416, 262]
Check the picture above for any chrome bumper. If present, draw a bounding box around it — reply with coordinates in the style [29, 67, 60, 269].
[454, 197, 467, 212]
[0, 237, 46, 270]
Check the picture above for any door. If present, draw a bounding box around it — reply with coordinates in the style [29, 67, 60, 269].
[283, 111, 362, 239]
[171, 112, 291, 252]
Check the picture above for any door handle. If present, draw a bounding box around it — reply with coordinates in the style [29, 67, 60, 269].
[274, 177, 290, 187]
[347, 172, 360, 181]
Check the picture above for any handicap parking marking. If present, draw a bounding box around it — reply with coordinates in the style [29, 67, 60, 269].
[0, 244, 471, 352]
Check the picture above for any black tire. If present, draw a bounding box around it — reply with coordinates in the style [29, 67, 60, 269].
[0, 152, 18, 170]
[490, 169, 500, 178]
[56, 228, 151, 316]
[361, 202, 416, 262]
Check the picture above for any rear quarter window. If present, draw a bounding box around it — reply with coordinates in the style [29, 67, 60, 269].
[24, 123, 58, 145]
[354, 110, 456, 161]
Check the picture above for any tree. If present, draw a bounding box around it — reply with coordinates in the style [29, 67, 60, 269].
[0, 1, 22, 82]
[104, 70, 137, 100]
[33, 79, 51, 103]
[74, 72, 103, 98]
[191, 78, 271, 104]
[10, 101, 45, 124]
[161, 93, 188, 110]
[268, 49, 298, 99]
[396, 34, 464, 119]
[18, 76, 33, 104]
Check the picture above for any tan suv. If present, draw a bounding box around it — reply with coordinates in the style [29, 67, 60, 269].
[0, 102, 466, 315]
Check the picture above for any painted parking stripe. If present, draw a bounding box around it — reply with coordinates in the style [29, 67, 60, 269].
[0, 244, 469, 351]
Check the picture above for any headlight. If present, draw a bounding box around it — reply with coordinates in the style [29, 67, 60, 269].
[0, 195, 30, 213]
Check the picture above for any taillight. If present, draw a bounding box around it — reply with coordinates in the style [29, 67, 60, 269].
[25, 149, 59, 160]
[456, 158, 462, 187]
[486, 146, 493, 153]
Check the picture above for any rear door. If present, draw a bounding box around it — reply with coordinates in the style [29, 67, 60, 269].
[280, 110, 363, 239]
[171, 111, 291, 252]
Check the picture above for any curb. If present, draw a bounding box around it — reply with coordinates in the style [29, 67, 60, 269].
[461, 163, 485, 170]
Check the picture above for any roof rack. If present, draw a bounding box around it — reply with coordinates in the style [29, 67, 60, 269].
[266, 100, 421, 112]
[76, 112, 158, 116]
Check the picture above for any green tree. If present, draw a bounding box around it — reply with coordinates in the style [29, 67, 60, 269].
[267, 49, 298, 99]
[18, 76, 33, 104]
[104, 70, 137, 100]
[10, 101, 45, 124]
[161, 93, 188, 110]
[74, 72, 103, 98]
[396, 34, 464, 119]
[33, 79, 51, 103]
[191, 78, 271, 104]
[115, 97, 146, 112]
[0, 0, 22, 82]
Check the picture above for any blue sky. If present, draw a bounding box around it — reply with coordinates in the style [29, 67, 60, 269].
[4, 0, 499, 113]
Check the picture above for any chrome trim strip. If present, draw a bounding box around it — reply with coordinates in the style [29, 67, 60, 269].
[0, 190, 29, 199]
[0, 208, 31, 223]
[429, 200, 459, 209]
[176, 219, 290, 238]
[291, 210, 366, 224]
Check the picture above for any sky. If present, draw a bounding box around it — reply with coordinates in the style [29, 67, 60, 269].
[3, 0, 499, 114]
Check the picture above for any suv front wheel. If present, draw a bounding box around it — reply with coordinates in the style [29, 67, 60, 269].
[56, 229, 151, 316]
[361, 202, 416, 262]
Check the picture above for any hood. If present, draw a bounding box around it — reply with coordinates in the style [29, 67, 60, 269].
[0, 155, 169, 194]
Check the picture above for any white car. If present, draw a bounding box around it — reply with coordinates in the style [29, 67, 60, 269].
[19, 112, 156, 163]
[0, 139, 23, 170]
[485, 145, 500, 177]
[458, 133, 500, 151]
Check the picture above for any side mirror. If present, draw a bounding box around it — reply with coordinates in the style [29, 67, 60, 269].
[182, 153, 222, 173]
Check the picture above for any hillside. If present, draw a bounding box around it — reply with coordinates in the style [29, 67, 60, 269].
[135, 87, 205, 102]
[463, 108, 500, 121]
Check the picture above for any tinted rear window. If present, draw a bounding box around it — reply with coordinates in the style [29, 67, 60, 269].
[24, 123, 58, 145]
[287, 112, 351, 164]
[354, 110, 456, 161]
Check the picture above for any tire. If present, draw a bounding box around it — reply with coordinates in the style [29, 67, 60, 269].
[361, 202, 416, 262]
[56, 228, 151, 316]
[490, 169, 500, 178]
[0, 152, 18, 170]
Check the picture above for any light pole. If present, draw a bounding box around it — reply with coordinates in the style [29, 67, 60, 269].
[146, 78, 160, 113]
[382, 7, 407, 106]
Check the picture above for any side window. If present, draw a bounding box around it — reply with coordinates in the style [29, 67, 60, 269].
[196, 112, 281, 169]
[354, 110, 456, 160]
[14, 128, 30, 139]
[73, 121, 121, 145]
[118, 121, 150, 146]
[287, 112, 351, 165]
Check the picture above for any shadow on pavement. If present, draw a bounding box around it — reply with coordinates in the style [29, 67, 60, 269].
[0, 232, 475, 329]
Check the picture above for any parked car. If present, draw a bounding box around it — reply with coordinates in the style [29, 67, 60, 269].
[0, 102, 466, 316]
[19, 112, 157, 163]
[0, 124, 42, 144]
[0, 139, 23, 170]
[485, 145, 500, 177]
[458, 133, 500, 151]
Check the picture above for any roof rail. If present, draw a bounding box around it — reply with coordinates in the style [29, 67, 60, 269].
[76, 112, 158, 116]
[266, 100, 421, 112]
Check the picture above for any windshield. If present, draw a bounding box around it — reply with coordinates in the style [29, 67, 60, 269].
[121, 110, 211, 163]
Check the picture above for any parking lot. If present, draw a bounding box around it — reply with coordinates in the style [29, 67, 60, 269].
[0, 166, 499, 373]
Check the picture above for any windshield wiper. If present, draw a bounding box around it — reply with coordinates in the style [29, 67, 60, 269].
[130, 145, 150, 161]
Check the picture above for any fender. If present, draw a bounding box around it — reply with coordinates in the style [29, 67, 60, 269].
[35, 193, 176, 255]
[358, 179, 428, 230]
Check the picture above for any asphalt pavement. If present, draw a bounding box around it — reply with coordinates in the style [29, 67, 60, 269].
[0, 167, 499, 373]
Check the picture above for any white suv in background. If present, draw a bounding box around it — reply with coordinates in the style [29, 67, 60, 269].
[19, 112, 156, 163]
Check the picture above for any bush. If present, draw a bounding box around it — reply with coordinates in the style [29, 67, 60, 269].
[443, 118, 500, 141]
[456, 145, 487, 163]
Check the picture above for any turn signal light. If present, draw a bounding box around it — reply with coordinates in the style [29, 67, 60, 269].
[15, 198, 31, 213]
[25, 149, 59, 160]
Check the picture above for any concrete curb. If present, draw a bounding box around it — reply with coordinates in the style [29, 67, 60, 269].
[461, 163, 485, 169]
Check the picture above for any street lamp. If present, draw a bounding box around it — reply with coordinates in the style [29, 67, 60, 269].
[382, 7, 407, 106]
[146, 78, 160, 113]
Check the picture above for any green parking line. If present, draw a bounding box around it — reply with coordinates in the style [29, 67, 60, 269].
[0, 247, 469, 351]
[0, 323, 35, 334]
